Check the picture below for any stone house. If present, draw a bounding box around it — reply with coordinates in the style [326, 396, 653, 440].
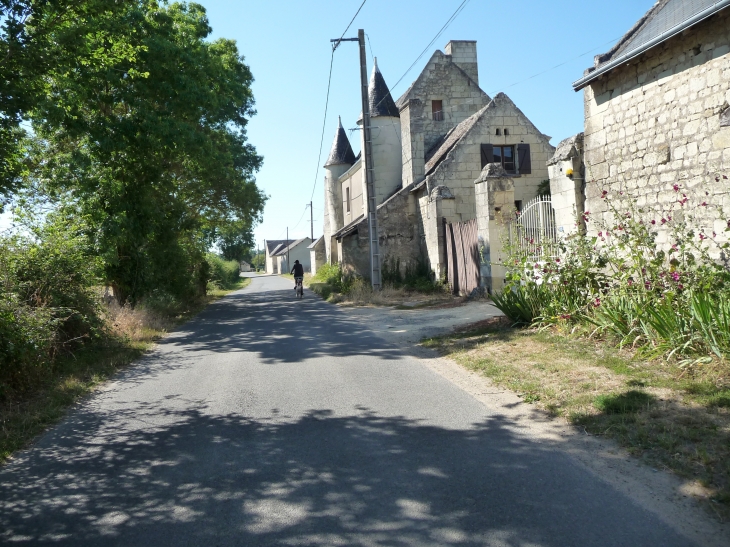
[321, 40, 554, 289]
[558, 0, 730, 249]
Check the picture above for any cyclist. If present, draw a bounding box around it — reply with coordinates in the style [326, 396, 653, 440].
[290, 260, 304, 292]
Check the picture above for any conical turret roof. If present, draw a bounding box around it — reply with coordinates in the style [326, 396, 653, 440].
[368, 58, 399, 118]
[324, 117, 356, 167]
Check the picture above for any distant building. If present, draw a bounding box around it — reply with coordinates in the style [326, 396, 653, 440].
[272, 237, 312, 274]
[239, 261, 252, 273]
[264, 239, 293, 274]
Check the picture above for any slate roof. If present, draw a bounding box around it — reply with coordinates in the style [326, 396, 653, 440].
[333, 215, 365, 240]
[324, 117, 356, 167]
[307, 236, 323, 249]
[272, 237, 311, 256]
[574, 0, 730, 90]
[265, 239, 293, 255]
[367, 58, 399, 118]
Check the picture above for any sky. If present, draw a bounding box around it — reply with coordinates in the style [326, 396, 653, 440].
[194, 0, 654, 249]
[1, 0, 656, 247]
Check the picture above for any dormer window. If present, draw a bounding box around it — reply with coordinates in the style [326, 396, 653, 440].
[432, 100, 443, 121]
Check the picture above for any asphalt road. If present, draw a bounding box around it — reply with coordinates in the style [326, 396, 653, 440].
[0, 275, 702, 546]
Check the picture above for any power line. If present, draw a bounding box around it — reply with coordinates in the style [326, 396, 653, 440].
[371, 0, 472, 113]
[487, 35, 624, 95]
[308, 0, 368, 205]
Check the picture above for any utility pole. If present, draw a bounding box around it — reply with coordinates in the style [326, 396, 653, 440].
[286, 227, 289, 273]
[330, 29, 381, 290]
[306, 201, 314, 242]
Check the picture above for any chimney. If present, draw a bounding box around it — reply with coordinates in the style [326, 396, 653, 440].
[444, 40, 478, 86]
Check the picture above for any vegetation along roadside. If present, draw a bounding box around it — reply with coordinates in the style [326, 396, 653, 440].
[428, 178, 730, 515]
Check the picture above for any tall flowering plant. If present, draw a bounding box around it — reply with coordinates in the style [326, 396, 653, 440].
[493, 174, 730, 361]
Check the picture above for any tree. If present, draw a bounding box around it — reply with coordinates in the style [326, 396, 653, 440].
[28, 1, 265, 304]
[0, 0, 143, 204]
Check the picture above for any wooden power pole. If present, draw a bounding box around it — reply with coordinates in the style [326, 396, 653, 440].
[330, 30, 381, 290]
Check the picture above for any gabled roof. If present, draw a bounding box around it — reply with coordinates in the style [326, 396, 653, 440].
[423, 105, 487, 175]
[307, 236, 323, 249]
[395, 49, 488, 109]
[272, 237, 312, 256]
[574, 0, 730, 90]
[265, 239, 293, 255]
[324, 117, 356, 167]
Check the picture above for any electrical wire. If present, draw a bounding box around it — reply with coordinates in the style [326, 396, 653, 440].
[371, 0, 472, 114]
[309, 0, 368, 206]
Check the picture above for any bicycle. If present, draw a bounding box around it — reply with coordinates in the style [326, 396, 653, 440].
[294, 276, 304, 299]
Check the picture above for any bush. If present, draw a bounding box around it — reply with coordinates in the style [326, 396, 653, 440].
[205, 253, 241, 290]
[0, 219, 103, 393]
[494, 175, 730, 361]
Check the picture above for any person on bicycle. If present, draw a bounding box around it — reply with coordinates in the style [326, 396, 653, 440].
[290, 260, 304, 290]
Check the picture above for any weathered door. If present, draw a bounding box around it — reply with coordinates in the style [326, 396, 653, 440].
[445, 218, 480, 296]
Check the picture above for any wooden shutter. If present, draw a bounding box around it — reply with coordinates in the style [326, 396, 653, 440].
[480, 144, 494, 168]
[517, 143, 531, 174]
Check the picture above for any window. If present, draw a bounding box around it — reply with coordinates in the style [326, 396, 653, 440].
[493, 145, 515, 173]
[514, 200, 523, 212]
[495, 128, 501, 136]
[432, 100, 443, 121]
[346, 187, 351, 213]
[504, 128, 509, 136]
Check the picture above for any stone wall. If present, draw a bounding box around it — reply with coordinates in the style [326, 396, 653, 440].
[309, 237, 325, 277]
[338, 187, 423, 280]
[339, 160, 364, 228]
[399, 50, 490, 173]
[474, 167, 515, 293]
[444, 40, 479, 86]
[583, 9, 730, 248]
[363, 116, 402, 205]
[323, 163, 348, 262]
[417, 94, 554, 277]
[548, 133, 585, 236]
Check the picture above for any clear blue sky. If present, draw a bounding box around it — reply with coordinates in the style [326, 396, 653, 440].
[0, 0, 656, 246]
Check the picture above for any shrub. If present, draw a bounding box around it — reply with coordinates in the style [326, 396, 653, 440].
[493, 175, 730, 361]
[205, 253, 241, 290]
[0, 218, 103, 392]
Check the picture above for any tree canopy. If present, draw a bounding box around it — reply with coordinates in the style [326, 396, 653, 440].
[1, 1, 265, 303]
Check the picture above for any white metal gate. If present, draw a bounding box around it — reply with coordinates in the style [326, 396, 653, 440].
[508, 195, 558, 260]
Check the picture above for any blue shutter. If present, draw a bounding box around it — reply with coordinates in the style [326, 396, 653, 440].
[517, 144, 531, 174]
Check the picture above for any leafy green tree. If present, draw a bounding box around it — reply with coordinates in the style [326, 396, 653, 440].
[0, 0, 143, 204]
[28, 1, 265, 304]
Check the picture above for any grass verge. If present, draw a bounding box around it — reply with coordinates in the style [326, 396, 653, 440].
[0, 277, 250, 464]
[423, 318, 730, 513]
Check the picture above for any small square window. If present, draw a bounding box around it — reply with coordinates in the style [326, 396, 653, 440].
[495, 128, 501, 136]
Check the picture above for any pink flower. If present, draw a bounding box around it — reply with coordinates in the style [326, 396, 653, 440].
[661, 218, 667, 224]
[651, 220, 656, 225]
[627, 279, 634, 287]
[701, 202, 708, 207]
[593, 297, 601, 307]
[598, 231, 603, 237]
[671, 272, 680, 281]
[678, 283, 684, 290]
[699, 233, 706, 240]
[673, 184, 680, 192]
[601, 190, 608, 199]
[555, 258, 561, 263]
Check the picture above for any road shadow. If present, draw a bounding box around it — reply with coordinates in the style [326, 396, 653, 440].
[0, 402, 692, 546]
[153, 288, 405, 365]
